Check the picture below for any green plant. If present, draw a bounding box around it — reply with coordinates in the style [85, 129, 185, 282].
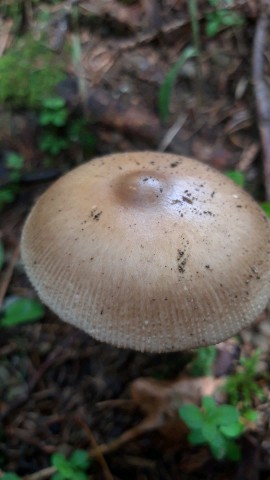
[190, 346, 217, 376]
[0, 449, 91, 480]
[0, 297, 45, 328]
[0, 152, 24, 210]
[179, 396, 244, 460]
[226, 170, 245, 188]
[224, 350, 265, 410]
[261, 201, 270, 219]
[39, 97, 69, 127]
[1, 473, 21, 480]
[39, 131, 69, 156]
[38, 97, 96, 157]
[159, 46, 197, 121]
[51, 450, 91, 480]
[206, 0, 245, 37]
[0, 37, 65, 108]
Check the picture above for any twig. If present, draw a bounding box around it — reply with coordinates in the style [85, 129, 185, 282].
[76, 415, 114, 480]
[0, 334, 76, 422]
[21, 418, 156, 480]
[89, 416, 158, 457]
[252, 5, 270, 199]
[0, 243, 20, 308]
[24, 466, 56, 480]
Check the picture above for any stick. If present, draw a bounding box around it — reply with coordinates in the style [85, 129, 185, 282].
[252, 5, 270, 199]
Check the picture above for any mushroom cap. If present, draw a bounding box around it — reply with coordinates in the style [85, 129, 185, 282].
[21, 152, 270, 352]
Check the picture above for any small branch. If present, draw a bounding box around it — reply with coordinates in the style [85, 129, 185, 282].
[0, 243, 20, 308]
[0, 334, 76, 422]
[252, 6, 270, 199]
[24, 466, 56, 480]
[76, 415, 114, 480]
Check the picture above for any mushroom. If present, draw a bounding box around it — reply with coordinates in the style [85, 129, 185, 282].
[21, 152, 270, 352]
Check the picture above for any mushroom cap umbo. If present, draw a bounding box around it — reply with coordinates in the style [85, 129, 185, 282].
[21, 152, 270, 352]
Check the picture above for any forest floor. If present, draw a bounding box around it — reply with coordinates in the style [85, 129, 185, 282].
[1, 1, 270, 479]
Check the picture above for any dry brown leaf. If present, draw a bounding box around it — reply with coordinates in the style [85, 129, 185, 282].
[130, 375, 224, 418]
[79, 0, 144, 30]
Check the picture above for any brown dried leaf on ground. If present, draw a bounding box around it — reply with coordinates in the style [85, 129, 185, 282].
[89, 376, 223, 457]
[86, 87, 163, 143]
[79, 0, 144, 31]
[130, 375, 224, 417]
[130, 375, 224, 444]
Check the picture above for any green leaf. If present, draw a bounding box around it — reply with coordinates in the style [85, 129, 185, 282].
[2, 474, 21, 480]
[260, 202, 270, 218]
[72, 473, 89, 480]
[39, 109, 68, 127]
[0, 297, 45, 327]
[51, 453, 75, 478]
[52, 452, 68, 469]
[52, 110, 68, 127]
[42, 97, 66, 110]
[0, 240, 4, 271]
[202, 422, 221, 444]
[0, 187, 16, 207]
[242, 409, 258, 422]
[205, 13, 220, 37]
[51, 473, 64, 480]
[188, 429, 206, 445]
[70, 449, 90, 470]
[190, 346, 217, 376]
[39, 133, 68, 155]
[209, 439, 226, 460]
[219, 422, 243, 438]
[226, 170, 245, 187]
[225, 440, 241, 461]
[179, 404, 204, 429]
[158, 46, 197, 121]
[214, 405, 240, 426]
[221, 11, 244, 27]
[6, 152, 24, 171]
[202, 396, 217, 414]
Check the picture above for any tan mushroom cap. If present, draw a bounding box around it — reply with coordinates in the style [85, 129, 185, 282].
[21, 152, 270, 352]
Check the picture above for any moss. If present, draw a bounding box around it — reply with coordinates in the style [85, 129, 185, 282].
[0, 36, 66, 108]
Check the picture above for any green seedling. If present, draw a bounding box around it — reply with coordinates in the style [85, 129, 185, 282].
[190, 346, 217, 376]
[179, 396, 244, 460]
[0, 297, 45, 328]
[206, 0, 245, 37]
[158, 46, 197, 122]
[0, 152, 24, 210]
[51, 450, 91, 480]
[39, 131, 69, 156]
[38, 97, 69, 155]
[39, 97, 69, 127]
[224, 350, 265, 410]
[38, 97, 96, 157]
[0, 449, 91, 480]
